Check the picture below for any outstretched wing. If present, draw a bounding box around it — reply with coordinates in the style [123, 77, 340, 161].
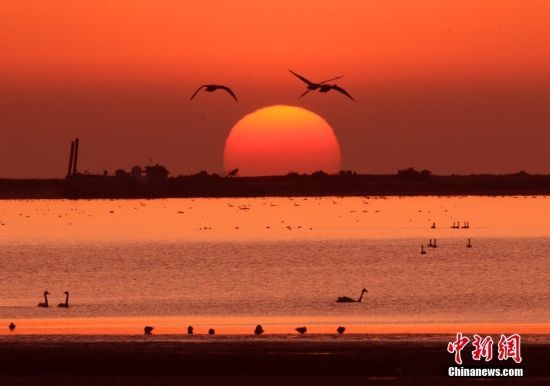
[219, 86, 238, 101]
[190, 85, 207, 101]
[319, 75, 343, 84]
[288, 69, 314, 86]
[331, 85, 354, 101]
[298, 89, 312, 98]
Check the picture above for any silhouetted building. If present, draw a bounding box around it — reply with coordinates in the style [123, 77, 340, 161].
[145, 164, 169, 182]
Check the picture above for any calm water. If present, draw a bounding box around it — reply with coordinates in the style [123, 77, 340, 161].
[1, 196, 549, 334]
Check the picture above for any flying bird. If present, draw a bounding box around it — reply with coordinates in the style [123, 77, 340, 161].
[318, 84, 355, 100]
[288, 69, 343, 98]
[337, 326, 346, 335]
[289, 70, 353, 100]
[190, 85, 238, 102]
[295, 326, 307, 335]
[336, 288, 368, 303]
[9, 322, 16, 332]
[144, 326, 154, 335]
[254, 325, 264, 335]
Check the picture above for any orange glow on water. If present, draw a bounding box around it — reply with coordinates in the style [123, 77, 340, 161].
[224, 106, 341, 176]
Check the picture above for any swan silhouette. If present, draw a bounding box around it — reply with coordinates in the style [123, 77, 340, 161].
[144, 326, 154, 335]
[337, 326, 346, 335]
[37, 291, 50, 307]
[254, 325, 264, 335]
[58, 291, 69, 308]
[317, 83, 354, 100]
[467, 238, 472, 248]
[421, 245, 426, 255]
[9, 322, 16, 332]
[295, 326, 307, 335]
[190, 85, 237, 101]
[288, 69, 343, 98]
[336, 288, 368, 303]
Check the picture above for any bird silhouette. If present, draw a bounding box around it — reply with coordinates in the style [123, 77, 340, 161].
[421, 245, 426, 255]
[144, 326, 154, 335]
[254, 324, 264, 335]
[336, 288, 368, 303]
[337, 326, 346, 335]
[187, 325, 194, 335]
[467, 238, 472, 248]
[288, 69, 343, 98]
[37, 291, 50, 308]
[208, 328, 216, 335]
[9, 322, 16, 332]
[318, 84, 354, 100]
[295, 326, 307, 335]
[190, 85, 237, 101]
[58, 291, 69, 308]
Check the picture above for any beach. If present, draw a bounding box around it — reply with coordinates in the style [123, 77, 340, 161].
[1, 335, 547, 385]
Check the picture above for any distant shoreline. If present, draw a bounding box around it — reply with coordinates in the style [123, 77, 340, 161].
[1, 172, 550, 199]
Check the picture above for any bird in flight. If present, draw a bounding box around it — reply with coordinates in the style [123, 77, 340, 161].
[190, 85, 238, 102]
[289, 69, 353, 100]
[317, 83, 354, 101]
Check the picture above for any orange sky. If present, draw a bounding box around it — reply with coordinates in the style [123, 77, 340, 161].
[1, 0, 550, 177]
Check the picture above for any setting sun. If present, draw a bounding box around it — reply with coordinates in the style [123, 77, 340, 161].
[223, 105, 341, 176]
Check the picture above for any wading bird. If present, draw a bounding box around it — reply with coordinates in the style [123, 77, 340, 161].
[37, 291, 50, 308]
[421, 245, 426, 255]
[467, 239, 472, 248]
[58, 291, 69, 308]
[190, 85, 237, 101]
[336, 288, 368, 303]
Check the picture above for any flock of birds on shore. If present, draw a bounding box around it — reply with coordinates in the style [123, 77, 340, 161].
[190, 69, 354, 102]
[7, 288, 368, 335]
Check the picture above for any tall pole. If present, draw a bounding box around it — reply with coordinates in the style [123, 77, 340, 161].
[72, 137, 79, 176]
[67, 140, 75, 178]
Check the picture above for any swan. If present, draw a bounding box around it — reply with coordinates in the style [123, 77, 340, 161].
[337, 326, 346, 335]
[336, 288, 368, 303]
[295, 326, 307, 334]
[318, 83, 355, 100]
[144, 326, 154, 335]
[190, 85, 238, 101]
[420, 245, 426, 255]
[254, 325, 264, 335]
[37, 291, 50, 307]
[467, 238, 472, 248]
[432, 239, 438, 248]
[288, 69, 343, 97]
[58, 291, 69, 308]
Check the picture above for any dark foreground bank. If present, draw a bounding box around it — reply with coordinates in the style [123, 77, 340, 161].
[2, 171, 550, 198]
[0, 337, 547, 386]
